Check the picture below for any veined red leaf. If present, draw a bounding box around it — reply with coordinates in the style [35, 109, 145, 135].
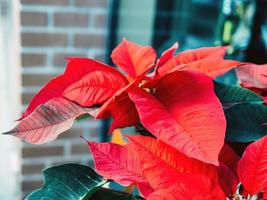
[128, 135, 218, 179]
[111, 38, 157, 78]
[128, 71, 226, 165]
[173, 46, 228, 64]
[21, 58, 127, 120]
[63, 69, 127, 107]
[128, 136, 228, 198]
[236, 63, 267, 90]
[87, 141, 146, 186]
[177, 57, 239, 77]
[88, 139, 154, 197]
[96, 74, 143, 119]
[237, 135, 267, 195]
[156, 46, 239, 77]
[146, 175, 225, 200]
[88, 135, 225, 199]
[4, 97, 92, 144]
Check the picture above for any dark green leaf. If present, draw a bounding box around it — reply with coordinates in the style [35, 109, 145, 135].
[214, 82, 267, 142]
[89, 188, 144, 200]
[214, 81, 262, 106]
[25, 164, 107, 200]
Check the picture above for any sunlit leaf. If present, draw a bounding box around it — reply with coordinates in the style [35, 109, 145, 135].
[63, 68, 128, 107]
[111, 38, 157, 78]
[87, 141, 146, 186]
[156, 46, 239, 77]
[128, 135, 218, 179]
[129, 71, 226, 165]
[21, 58, 126, 120]
[88, 135, 225, 199]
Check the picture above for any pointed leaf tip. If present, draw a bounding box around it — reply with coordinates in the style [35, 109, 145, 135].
[2, 131, 12, 135]
[111, 39, 157, 78]
[8, 97, 92, 144]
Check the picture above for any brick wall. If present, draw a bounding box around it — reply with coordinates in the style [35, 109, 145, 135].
[20, 0, 108, 197]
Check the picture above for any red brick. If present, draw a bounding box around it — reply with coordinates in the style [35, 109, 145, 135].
[57, 128, 84, 140]
[53, 53, 86, 67]
[22, 164, 45, 175]
[94, 53, 106, 62]
[75, 0, 108, 7]
[21, 0, 68, 5]
[22, 92, 35, 105]
[21, 33, 68, 47]
[71, 144, 90, 154]
[22, 180, 43, 193]
[74, 34, 106, 48]
[21, 12, 47, 26]
[22, 73, 57, 86]
[94, 14, 107, 28]
[22, 146, 64, 158]
[54, 12, 89, 27]
[22, 53, 46, 67]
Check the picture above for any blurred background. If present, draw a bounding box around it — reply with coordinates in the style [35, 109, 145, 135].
[0, 0, 266, 199]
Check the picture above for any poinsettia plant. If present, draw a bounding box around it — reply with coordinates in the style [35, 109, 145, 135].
[4, 39, 267, 200]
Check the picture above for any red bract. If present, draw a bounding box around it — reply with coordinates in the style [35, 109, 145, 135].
[128, 71, 226, 165]
[236, 63, 267, 94]
[97, 40, 236, 133]
[87, 141, 146, 186]
[87, 135, 226, 199]
[4, 98, 92, 144]
[237, 135, 267, 196]
[155, 46, 240, 77]
[6, 38, 262, 199]
[6, 39, 234, 155]
[95, 40, 178, 130]
[111, 38, 157, 78]
[20, 58, 128, 120]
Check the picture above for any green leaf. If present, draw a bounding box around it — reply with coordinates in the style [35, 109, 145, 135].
[214, 82, 267, 142]
[89, 188, 144, 200]
[25, 164, 107, 200]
